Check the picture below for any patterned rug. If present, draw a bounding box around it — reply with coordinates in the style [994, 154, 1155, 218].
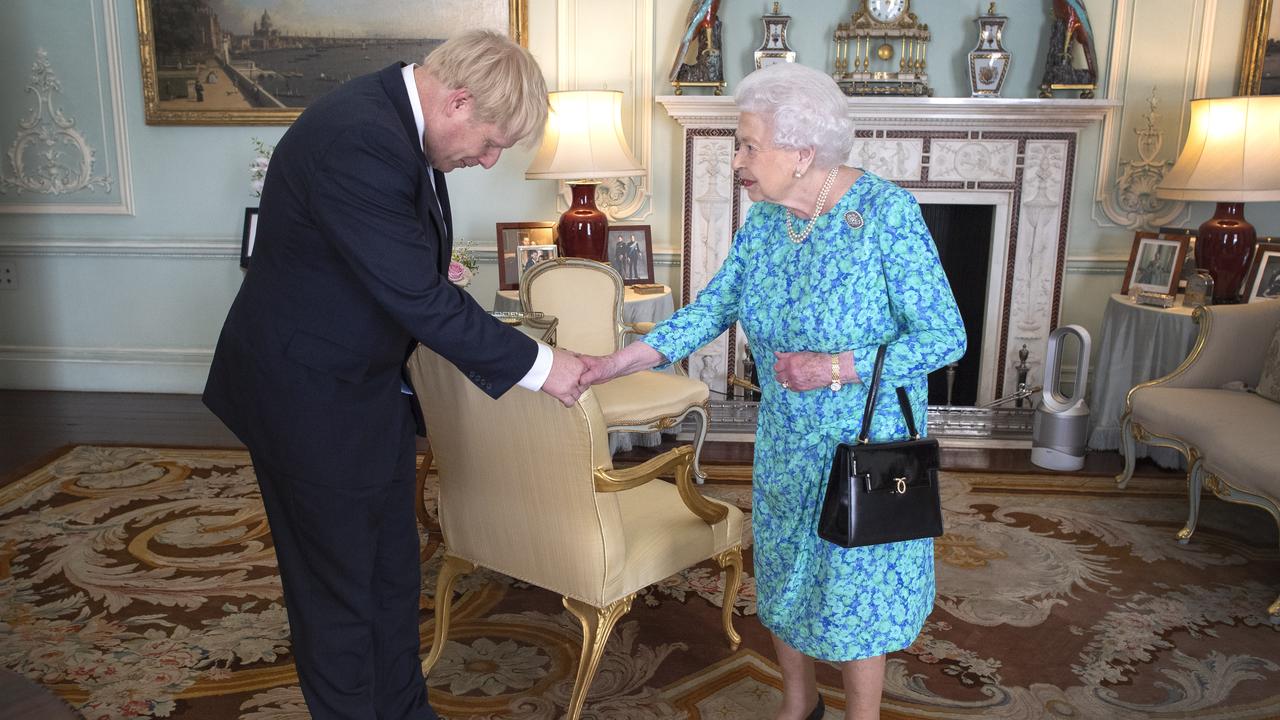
[1, 446, 1278, 719]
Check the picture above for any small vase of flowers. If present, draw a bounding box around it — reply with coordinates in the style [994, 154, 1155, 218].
[449, 240, 477, 288]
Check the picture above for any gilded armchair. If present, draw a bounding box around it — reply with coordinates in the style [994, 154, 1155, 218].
[519, 257, 712, 481]
[405, 345, 745, 718]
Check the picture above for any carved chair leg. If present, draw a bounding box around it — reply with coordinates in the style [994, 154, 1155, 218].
[1176, 456, 1205, 544]
[1115, 413, 1137, 489]
[688, 404, 710, 485]
[421, 553, 475, 675]
[562, 594, 634, 720]
[715, 546, 743, 651]
[414, 444, 435, 529]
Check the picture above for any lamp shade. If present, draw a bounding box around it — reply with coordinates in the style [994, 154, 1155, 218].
[1156, 96, 1280, 202]
[525, 90, 641, 180]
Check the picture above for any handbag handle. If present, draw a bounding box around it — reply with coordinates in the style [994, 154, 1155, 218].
[856, 345, 921, 443]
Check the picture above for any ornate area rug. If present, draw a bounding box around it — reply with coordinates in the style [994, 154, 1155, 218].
[1, 446, 1278, 719]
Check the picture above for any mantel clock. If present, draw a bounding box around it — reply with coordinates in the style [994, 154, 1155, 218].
[832, 0, 933, 96]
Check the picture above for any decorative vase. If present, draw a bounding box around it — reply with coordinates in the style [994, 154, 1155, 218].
[558, 183, 609, 261]
[968, 3, 1011, 97]
[1196, 202, 1256, 303]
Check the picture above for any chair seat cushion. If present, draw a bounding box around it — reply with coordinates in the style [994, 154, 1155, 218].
[604, 478, 744, 603]
[594, 371, 709, 427]
[1132, 386, 1280, 491]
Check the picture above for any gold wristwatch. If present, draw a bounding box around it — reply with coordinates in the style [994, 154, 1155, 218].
[829, 354, 842, 391]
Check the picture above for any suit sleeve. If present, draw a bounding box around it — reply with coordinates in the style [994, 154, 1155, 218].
[310, 124, 536, 397]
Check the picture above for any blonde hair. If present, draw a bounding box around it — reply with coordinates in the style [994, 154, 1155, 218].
[423, 30, 548, 146]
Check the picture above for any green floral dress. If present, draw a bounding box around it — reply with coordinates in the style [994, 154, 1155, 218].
[644, 172, 966, 661]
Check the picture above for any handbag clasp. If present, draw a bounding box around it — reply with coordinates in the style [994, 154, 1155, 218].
[894, 477, 907, 494]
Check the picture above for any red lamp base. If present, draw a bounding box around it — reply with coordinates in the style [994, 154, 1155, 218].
[557, 182, 608, 261]
[1196, 202, 1256, 303]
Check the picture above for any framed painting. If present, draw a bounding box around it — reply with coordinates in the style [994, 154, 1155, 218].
[136, 0, 528, 125]
[496, 221, 556, 290]
[1120, 231, 1188, 297]
[606, 224, 655, 284]
[1242, 241, 1280, 302]
[1240, 0, 1279, 95]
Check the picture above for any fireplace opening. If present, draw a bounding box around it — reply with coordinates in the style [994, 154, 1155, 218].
[920, 203, 994, 407]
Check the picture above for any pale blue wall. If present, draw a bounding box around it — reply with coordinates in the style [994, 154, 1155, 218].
[0, 0, 1270, 392]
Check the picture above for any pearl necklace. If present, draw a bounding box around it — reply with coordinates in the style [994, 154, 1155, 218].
[786, 167, 840, 244]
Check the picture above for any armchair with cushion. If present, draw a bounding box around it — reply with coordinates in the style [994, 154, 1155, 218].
[519, 257, 712, 481]
[1116, 300, 1280, 621]
[406, 345, 745, 719]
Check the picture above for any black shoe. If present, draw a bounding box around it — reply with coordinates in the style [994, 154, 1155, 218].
[805, 695, 825, 720]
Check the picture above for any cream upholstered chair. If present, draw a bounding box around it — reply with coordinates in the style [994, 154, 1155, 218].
[519, 257, 712, 481]
[1116, 300, 1280, 620]
[406, 346, 744, 719]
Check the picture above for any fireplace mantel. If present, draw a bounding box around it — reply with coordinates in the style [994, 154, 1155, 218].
[658, 95, 1118, 408]
[658, 95, 1117, 129]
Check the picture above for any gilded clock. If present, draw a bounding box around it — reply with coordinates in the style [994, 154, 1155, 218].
[867, 0, 907, 24]
[831, 0, 932, 96]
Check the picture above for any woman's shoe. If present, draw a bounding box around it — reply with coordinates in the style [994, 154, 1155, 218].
[805, 695, 825, 720]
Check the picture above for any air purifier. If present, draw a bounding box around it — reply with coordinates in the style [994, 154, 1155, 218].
[1030, 325, 1092, 471]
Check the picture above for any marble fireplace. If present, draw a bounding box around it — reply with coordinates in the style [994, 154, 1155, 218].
[658, 96, 1116, 433]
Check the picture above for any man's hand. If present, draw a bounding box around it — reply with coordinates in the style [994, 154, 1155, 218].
[579, 353, 620, 386]
[540, 348, 587, 407]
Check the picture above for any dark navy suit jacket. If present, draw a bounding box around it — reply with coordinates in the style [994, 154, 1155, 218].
[204, 63, 537, 485]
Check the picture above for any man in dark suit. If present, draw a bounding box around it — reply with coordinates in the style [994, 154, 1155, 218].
[203, 31, 582, 720]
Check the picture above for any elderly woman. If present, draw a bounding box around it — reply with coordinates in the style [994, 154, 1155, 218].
[580, 62, 965, 720]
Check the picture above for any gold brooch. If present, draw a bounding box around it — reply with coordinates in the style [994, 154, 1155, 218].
[844, 211, 864, 229]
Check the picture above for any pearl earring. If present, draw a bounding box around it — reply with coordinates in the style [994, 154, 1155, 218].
[793, 168, 803, 178]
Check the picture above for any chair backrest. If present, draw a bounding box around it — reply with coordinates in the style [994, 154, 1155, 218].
[406, 346, 626, 602]
[519, 258, 624, 355]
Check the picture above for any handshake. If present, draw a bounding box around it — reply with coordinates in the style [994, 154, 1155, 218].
[538, 345, 656, 407]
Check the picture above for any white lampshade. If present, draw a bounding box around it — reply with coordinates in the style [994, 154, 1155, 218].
[525, 90, 641, 181]
[1156, 96, 1280, 202]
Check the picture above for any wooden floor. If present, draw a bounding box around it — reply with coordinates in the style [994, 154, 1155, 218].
[0, 389, 1183, 487]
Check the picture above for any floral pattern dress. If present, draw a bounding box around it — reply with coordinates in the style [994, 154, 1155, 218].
[644, 172, 966, 661]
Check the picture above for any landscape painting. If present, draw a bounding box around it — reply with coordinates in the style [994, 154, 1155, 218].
[138, 0, 526, 124]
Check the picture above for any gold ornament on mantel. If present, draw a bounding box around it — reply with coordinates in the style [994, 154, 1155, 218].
[832, 0, 933, 97]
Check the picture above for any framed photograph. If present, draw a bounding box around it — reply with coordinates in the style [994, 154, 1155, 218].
[1121, 230, 1188, 296]
[136, 0, 528, 125]
[606, 225, 655, 285]
[1242, 241, 1280, 302]
[496, 221, 556, 290]
[515, 245, 558, 276]
[1240, 0, 1279, 95]
[240, 207, 258, 268]
[1157, 226, 1198, 288]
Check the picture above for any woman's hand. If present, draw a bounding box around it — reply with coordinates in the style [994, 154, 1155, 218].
[579, 342, 665, 386]
[773, 350, 857, 392]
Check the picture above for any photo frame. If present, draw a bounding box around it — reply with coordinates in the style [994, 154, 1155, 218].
[1121, 230, 1188, 296]
[1242, 241, 1280, 302]
[136, 0, 528, 125]
[496, 221, 556, 290]
[1157, 226, 1198, 288]
[516, 245, 558, 276]
[605, 225, 655, 285]
[240, 207, 258, 268]
[1240, 0, 1279, 95]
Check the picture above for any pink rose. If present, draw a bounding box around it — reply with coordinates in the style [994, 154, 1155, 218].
[448, 260, 473, 287]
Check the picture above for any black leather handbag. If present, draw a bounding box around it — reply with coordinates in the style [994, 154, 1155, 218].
[818, 345, 944, 548]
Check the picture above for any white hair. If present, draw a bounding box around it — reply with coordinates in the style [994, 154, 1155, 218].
[734, 63, 854, 168]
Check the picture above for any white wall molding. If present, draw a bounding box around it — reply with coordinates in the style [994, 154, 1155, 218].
[1092, 0, 1214, 229]
[0, 237, 238, 259]
[0, 0, 133, 215]
[0, 345, 214, 393]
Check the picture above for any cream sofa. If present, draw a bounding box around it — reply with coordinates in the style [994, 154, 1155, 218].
[1116, 300, 1280, 622]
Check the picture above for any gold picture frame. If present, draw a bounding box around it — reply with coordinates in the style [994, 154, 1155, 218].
[136, 0, 528, 126]
[1240, 0, 1276, 95]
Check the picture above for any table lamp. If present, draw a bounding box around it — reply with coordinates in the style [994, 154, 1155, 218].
[525, 90, 642, 261]
[1156, 96, 1280, 303]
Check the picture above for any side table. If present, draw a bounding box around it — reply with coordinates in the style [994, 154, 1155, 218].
[1086, 293, 1200, 468]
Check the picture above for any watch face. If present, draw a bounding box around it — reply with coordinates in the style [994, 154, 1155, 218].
[867, 0, 906, 23]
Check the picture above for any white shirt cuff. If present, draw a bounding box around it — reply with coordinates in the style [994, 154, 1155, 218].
[516, 342, 553, 392]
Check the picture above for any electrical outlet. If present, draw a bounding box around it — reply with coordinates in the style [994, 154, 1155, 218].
[0, 261, 15, 290]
